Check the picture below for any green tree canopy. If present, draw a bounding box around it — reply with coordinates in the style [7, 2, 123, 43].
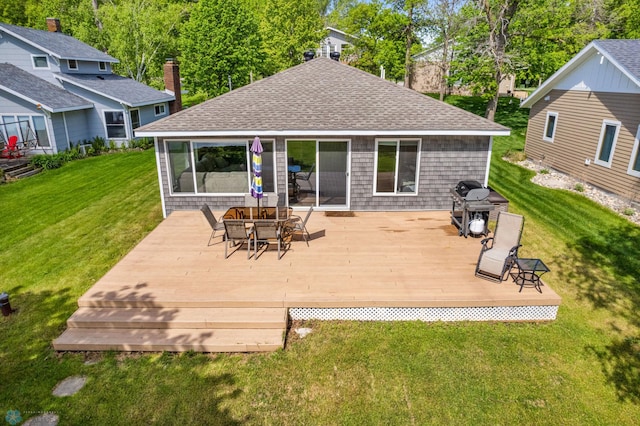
[259, 0, 327, 75]
[179, 0, 264, 98]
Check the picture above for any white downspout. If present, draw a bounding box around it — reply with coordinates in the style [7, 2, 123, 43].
[154, 138, 167, 218]
[484, 136, 493, 187]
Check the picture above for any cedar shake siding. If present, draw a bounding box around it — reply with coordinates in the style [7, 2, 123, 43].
[157, 135, 490, 215]
[525, 89, 640, 199]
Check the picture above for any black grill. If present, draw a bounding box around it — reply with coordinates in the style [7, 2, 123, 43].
[450, 180, 494, 237]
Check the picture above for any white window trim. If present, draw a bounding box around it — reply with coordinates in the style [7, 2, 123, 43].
[31, 54, 50, 69]
[164, 139, 277, 196]
[627, 125, 640, 178]
[594, 119, 621, 168]
[154, 104, 166, 117]
[373, 138, 421, 196]
[103, 110, 127, 140]
[98, 61, 107, 72]
[68, 59, 78, 70]
[542, 111, 558, 142]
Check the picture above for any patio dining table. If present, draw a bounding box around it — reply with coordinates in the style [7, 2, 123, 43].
[223, 206, 292, 222]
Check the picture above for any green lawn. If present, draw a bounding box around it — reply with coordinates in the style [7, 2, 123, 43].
[1, 100, 639, 424]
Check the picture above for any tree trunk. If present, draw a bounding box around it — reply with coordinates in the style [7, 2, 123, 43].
[439, 37, 450, 102]
[404, 5, 414, 89]
[92, 0, 103, 31]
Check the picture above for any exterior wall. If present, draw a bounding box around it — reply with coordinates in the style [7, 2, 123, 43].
[524, 89, 640, 199]
[0, 34, 62, 85]
[156, 134, 491, 216]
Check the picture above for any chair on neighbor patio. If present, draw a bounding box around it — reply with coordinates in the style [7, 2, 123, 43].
[253, 220, 291, 260]
[285, 206, 313, 246]
[475, 211, 524, 282]
[201, 204, 225, 245]
[295, 164, 315, 191]
[223, 219, 254, 259]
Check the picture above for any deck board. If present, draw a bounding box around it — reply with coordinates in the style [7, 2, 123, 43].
[78, 210, 561, 310]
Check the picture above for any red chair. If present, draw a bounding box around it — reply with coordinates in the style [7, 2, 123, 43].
[1, 135, 21, 158]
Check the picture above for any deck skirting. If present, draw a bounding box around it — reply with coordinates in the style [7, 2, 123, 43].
[289, 305, 559, 322]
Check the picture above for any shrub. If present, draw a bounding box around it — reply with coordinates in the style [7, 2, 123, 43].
[623, 207, 635, 216]
[109, 140, 117, 151]
[574, 183, 585, 192]
[90, 136, 106, 155]
[540, 169, 550, 174]
[504, 149, 526, 162]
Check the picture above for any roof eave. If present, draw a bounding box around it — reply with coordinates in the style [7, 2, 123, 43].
[0, 84, 92, 113]
[135, 129, 511, 138]
[55, 75, 172, 107]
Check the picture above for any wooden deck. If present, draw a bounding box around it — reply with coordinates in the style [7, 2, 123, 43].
[54, 210, 561, 353]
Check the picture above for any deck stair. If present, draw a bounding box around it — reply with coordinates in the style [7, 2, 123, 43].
[53, 306, 288, 353]
[0, 159, 42, 180]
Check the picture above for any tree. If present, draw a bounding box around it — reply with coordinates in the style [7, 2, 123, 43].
[179, 0, 264, 98]
[342, 1, 408, 81]
[424, 0, 468, 100]
[98, 0, 186, 85]
[259, 0, 327, 75]
[391, 0, 429, 88]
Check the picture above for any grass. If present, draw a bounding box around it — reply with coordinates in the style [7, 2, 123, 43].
[1, 98, 639, 424]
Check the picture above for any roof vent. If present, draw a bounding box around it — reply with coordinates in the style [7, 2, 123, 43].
[330, 51, 340, 61]
[303, 50, 315, 62]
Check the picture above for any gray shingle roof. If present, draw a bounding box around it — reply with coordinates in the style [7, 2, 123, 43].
[0, 63, 93, 112]
[593, 39, 640, 82]
[55, 73, 174, 107]
[136, 58, 509, 136]
[0, 23, 117, 62]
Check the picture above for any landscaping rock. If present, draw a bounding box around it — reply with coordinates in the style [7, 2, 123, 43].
[294, 328, 313, 338]
[52, 376, 87, 397]
[23, 413, 59, 426]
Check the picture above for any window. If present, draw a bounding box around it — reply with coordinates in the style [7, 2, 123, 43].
[594, 120, 620, 168]
[104, 111, 126, 138]
[130, 109, 141, 130]
[166, 140, 275, 194]
[628, 125, 640, 178]
[32, 55, 49, 69]
[32, 116, 50, 147]
[543, 112, 558, 142]
[154, 104, 166, 116]
[68, 59, 78, 70]
[0, 115, 50, 148]
[374, 139, 420, 194]
[99, 61, 107, 71]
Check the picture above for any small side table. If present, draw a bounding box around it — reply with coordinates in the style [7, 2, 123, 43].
[511, 258, 549, 293]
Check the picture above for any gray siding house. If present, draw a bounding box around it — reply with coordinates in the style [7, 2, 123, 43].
[136, 57, 509, 216]
[0, 20, 175, 154]
[521, 39, 640, 200]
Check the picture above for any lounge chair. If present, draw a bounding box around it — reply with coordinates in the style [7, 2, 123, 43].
[295, 164, 315, 191]
[475, 211, 524, 282]
[200, 204, 225, 245]
[253, 220, 291, 260]
[223, 219, 254, 259]
[286, 206, 313, 246]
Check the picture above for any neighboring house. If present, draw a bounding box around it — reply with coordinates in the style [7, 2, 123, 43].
[317, 27, 355, 59]
[411, 44, 516, 96]
[521, 39, 640, 201]
[0, 19, 176, 155]
[136, 56, 509, 217]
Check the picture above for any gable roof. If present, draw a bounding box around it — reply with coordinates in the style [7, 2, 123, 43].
[136, 58, 509, 137]
[55, 73, 174, 108]
[0, 23, 117, 63]
[0, 63, 93, 112]
[521, 39, 640, 108]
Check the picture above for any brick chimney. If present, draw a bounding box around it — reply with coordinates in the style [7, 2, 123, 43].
[163, 59, 182, 114]
[46, 18, 61, 32]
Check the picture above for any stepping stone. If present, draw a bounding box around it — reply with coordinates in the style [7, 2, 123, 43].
[52, 376, 87, 397]
[23, 413, 59, 425]
[295, 327, 313, 338]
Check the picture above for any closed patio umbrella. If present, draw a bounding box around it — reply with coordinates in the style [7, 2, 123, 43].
[250, 136, 264, 217]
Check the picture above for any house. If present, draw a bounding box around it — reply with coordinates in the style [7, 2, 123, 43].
[136, 55, 509, 217]
[521, 39, 640, 201]
[0, 19, 177, 155]
[411, 44, 516, 96]
[317, 27, 355, 59]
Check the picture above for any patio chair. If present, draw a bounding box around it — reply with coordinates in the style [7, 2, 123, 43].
[253, 220, 291, 260]
[295, 164, 315, 191]
[201, 204, 225, 245]
[1, 135, 21, 159]
[285, 206, 313, 246]
[475, 211, 524, 282]
[223, 219, 254, 259]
